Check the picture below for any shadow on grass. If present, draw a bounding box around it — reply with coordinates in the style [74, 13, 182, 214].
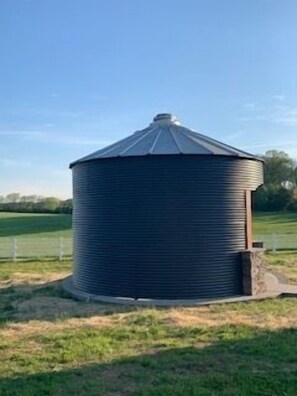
[254, 211, 297, 220]
[0, 327, 296, 396]
[0, 214, 72, 237]
[1, 274, 297, 326]
[267, 250, 297, 256]
[0, 278, 136, 325]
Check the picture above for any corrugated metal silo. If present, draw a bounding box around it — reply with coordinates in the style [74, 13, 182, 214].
[70, 114, 263, 300]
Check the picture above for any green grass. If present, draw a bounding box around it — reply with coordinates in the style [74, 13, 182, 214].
[0, 208, 294, 253]
[266, 251, 297, 284]
[0, 212, 72, 238]
[0, 259, 72, 282]
[2, 325, 296, 396]
[1, 210, 297, 241]
[253, 211, 297, 234]
[0, 256, 297, 396]
[0, 211, 296, 394]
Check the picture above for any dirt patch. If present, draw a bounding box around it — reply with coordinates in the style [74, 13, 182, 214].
[268, 265, 297, 285]
[1, 315, 116, 340]
[1, 295, 130, 339]
[165, 308, 222, 327]
[15, 296, 78, 315]
[12, 295, 127, 320]
[2, 302, 297, 344]
[165, 307, 297, 329]
[0, 272, 70, 288]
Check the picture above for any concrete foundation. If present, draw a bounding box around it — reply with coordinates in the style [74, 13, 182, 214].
[62, 273, 297, 307]
[62, 249, 297, 306]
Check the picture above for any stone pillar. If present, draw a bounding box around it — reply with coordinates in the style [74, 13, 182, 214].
[241, 249, 267, 296]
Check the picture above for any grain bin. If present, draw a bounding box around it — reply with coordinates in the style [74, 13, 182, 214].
[70, 114, 263, 300]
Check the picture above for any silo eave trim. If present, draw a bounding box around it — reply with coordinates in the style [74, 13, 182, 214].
[69, 152, 263, 168]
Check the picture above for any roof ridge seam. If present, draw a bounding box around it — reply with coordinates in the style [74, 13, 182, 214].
[119, 125, 159, 156]
[94, 134, 138, 158]
[168, 125, 183, 153]
[177, 126, 213, 154]
[183, 127, 241, 155]
[186, 135, 214, 154]
[149, 129, 162, 154]
[94, 125, 153, 158]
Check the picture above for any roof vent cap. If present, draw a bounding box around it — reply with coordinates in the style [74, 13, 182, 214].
[153, 113, 179, 124]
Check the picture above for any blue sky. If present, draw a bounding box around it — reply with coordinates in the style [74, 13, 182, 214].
[1, 0, 297, 198]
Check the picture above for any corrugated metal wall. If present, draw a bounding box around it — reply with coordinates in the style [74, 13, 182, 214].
[72, 155, 263, 299]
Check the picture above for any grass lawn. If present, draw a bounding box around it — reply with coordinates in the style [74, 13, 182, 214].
[0, 212, 72, 239]
[0, 211, 297, 241]
[0, 255, 297, 396]
[1, 210, 297, 260]
[253, 211, 297, 234]
[1, 211, 297, 240]
[266, 251, 297, 284]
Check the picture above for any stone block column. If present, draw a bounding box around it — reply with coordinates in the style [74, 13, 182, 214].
[241, 249, 267, 296]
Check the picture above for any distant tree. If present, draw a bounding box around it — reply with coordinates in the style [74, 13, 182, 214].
[262, 150, 295, 185]
[254, 150, 297, 211]
[37, 197, 61, 212]
[20, 195, 33, 203]
[59, 199, 73, 214]
[293, 167, 297, 185]
[28, 195, 39, 203]
[254, 185, 293, 211]
[6, 192, 21, 203]
[0, 193, 72, 214]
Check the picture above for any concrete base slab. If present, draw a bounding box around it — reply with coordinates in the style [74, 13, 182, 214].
[62, 272, 297, 307]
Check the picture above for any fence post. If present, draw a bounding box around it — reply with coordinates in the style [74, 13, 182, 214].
[272, 233, 277, 253]
[59, 237, 64, 261]
[11, 237, 17, 262]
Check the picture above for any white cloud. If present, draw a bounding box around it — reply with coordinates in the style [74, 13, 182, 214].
[272, 94, 285, 101]
[273, 107, 297, 126]
[42, 123, 55, 127]
[0, 129, 113, 146]
[240, 103, 297, 127]
[243, 102, 256, 110]
[0, 158, 32, 168]
[39, 135, 113, 146]
[0, 130, 46, 138]
[223, 130, 245, 142]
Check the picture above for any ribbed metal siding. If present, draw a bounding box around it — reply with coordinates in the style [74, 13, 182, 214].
[72, 155, 263, 299]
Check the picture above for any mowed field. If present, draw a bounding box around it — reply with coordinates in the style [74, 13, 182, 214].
[0, 211, 296, 395]
[2, 211, 296, 260]
[254, 211, 297, 234]
[1, 210, 297, 239]
[0, 212, 72, 238]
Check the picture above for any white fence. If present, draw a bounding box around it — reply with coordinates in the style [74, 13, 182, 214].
[254, 234, 297, 252]
[0, 237, 72, 261]
[0, 234, 296, 261]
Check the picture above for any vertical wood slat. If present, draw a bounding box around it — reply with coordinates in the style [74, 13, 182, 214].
[245, 190, 253, 249]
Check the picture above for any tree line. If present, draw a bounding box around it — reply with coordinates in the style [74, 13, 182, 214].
[254, 150, 297, 211]
[1, 150, 297, 214]
[0, 193, 72, 214]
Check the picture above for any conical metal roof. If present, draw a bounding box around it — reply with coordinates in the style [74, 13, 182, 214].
[70, 113, 261, 167]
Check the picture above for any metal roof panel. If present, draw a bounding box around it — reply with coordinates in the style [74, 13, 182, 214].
[70, 113, 262, 167]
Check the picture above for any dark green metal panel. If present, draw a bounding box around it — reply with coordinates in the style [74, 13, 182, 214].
[72, 155, 263, 299]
